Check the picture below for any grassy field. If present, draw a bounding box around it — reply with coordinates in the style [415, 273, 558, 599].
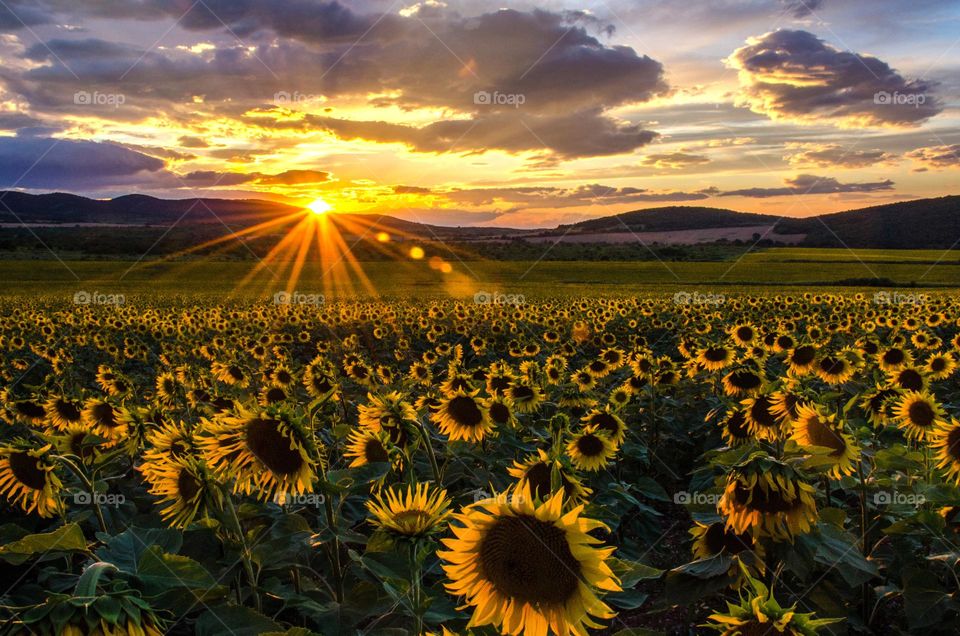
[0, 247, 957, 298]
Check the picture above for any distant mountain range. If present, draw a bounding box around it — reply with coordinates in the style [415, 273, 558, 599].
[1, 191, 959, 249]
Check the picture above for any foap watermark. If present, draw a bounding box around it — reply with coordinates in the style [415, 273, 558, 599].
[674, 491, 721, 505]
[74, 492, 126, 506]
[473, 90, 525, 108]
[873, 491, 925, 506]
[282, 493, 326, 507]
[673, 291, 725, 306]
[273, 91, 322, 106]
[74, 90, 126, 109]
[873, 291, 928, 306]
[73, 291, 125, 306]
[474, 290, 525, 306]
[874, 90, 927, 108]
[274, 291, 325, 306]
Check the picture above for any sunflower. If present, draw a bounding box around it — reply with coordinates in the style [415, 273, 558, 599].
[886, 366, 928, 392]
[705, 566, 838, 635]
[741, 394, 785, 441]
[432, 389, 493, 443]
[484, 396, 518, 430]
[505, 380, 545, 414]
[358, 391, 419, 446]
[932, 419, 960, 484]
[691, 521, 758, 561]
[581, 407, 628, 446]
[878, 346, 912, 372]
[721, 368, 765, 397]
[566, 425, 617, 472]
[141, 420, 195, 481]
[258, 384, 289, 406]
[785, 345, 818, 375]
[81, 398, 129, 444]
[697, 345, 736, 371]
[345, 427, 395, 469]
[729, 323, 757, 347]
[199, 408, 320, 503]
[926, 352, 957, 380]
[44, 395, 84, 430]
[366, 482, 451, 538]
[0, 442, 63, 517]
[439, 486, 620, 636]
[154, 372, 179, 405]
[718, 455, 818, 542]
[210, 360, 250, 388]
[141, 455, 217, 528]
[893, 390, 945, 441]
[303, 357, 339, 399]
[814, 354, 854, 384]
[718, 409, 753, 446]
[769, 386, 804, 424]
[790, 404, 860, 478]
[508, 448, 590, 503]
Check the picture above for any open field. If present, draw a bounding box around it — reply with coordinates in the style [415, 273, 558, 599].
[0, 248, 958, 299]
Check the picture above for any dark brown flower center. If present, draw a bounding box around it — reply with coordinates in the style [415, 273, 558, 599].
[908, 400, 936, 428]
[575, 434, 605, 457]
[479, 514, 581, 606]
[365, 439, 389, 463]
[178, 469, 201, 501]
[791, 346, 816, 366]
[245, 418, 304, 475]
[447, 396, 483, 427]
[10, 452, 47, 490]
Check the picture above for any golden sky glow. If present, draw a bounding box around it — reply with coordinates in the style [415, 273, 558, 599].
[0, 1, 956, 228]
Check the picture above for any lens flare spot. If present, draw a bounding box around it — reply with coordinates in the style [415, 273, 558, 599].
[376, 232, 391, 243]
[410, 246, 425, 260]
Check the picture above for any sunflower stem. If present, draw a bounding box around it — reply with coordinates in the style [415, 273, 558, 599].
[416, 420, 442, 485]
[220, 488, 262, 613]
[53, 454, 108, 535]
[856, 456, 870, 626]
[318, 466, 345, 604]
[409, 541, 424, 633]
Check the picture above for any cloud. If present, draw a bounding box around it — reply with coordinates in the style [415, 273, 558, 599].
[179, 168, 331, 187]
[640, 152, 710, 169]
[785, 143, 899, 168]
[178, 136, 210, 148]
[727, 29, 942, 127]
[440, 183, 709, 208]
[9, 7, 667, 159]
[905, 144, 959, 170]
[0, 137, 164, 189]
[0, 1, 53, 30]
[393, 185, 433, 194]
[307, 110, 657, 158]
[719, 173, 894, 198]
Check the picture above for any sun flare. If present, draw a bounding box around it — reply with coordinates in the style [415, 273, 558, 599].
[307, 198, 332, 216]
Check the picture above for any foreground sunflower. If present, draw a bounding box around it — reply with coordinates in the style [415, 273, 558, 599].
[366, 482, 451, 538]
[718, 454, 818, 542]
[0, 442, 63, 517]
[705, 565, 837, 635]
[439, 486, 620, 636]
[199, 408, 320, 503]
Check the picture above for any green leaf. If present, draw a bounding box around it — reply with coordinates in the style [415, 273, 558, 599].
[902, 566, 952, 629]
[195, 606, 282, 636]
[0, 523, 88, 565]
[74, 562, 119, 598]
[95, 526, 183, 574]
[804, 525, 878, 587]
[665, 555, 734, 605]
[609, 557, 664, 587]
[137, 546, 226, 613]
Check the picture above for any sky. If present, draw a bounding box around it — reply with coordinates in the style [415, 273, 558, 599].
[0, 0, 957, 228]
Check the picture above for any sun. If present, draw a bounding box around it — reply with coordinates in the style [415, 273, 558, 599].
[307, 198, 332, 216]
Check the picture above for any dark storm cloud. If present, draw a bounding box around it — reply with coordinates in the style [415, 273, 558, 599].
[720, 174, 894, 198]
[180, 169, 331, 187]
[0, 137, 165, 189]
[728, 30, 942, 127]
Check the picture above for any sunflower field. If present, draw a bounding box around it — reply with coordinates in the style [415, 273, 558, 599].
[1, 293, 960, 635]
